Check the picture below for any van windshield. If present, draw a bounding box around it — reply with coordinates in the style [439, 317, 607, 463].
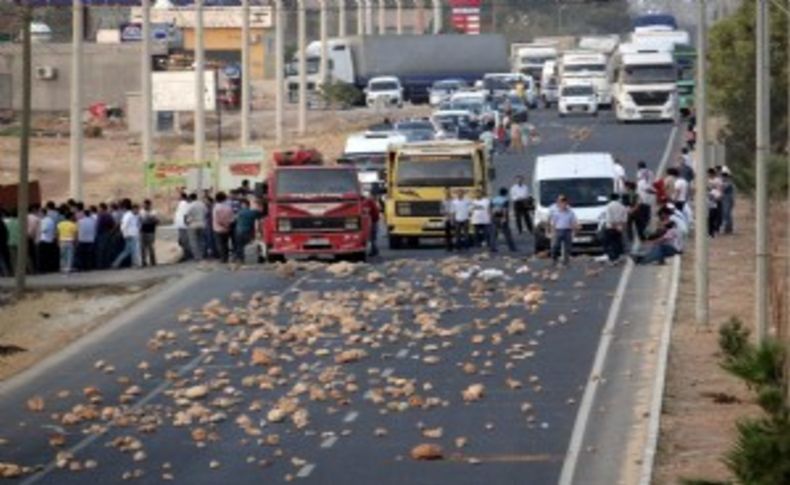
[397, 156, 475, 187]
[539, 178, 612, 208]
[370, 81, 399, 91]
[623, 64, 677, 84]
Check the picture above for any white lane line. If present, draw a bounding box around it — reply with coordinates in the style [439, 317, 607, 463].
[20, 274, 311, 485]
[381, 367, 394, 378]
[296, 464, 316, 478]
[320, 436, 338, 449]
[343, 411, 359, 423]
[656, 125, 680, 175]
[638, 256, 682, 485]
[395, 348, 409, 359]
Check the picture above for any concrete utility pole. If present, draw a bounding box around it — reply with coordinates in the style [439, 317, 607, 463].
[395, 0, 403, 34]
[755, 0, 770, 342]
[16, 5, 33, 294]
[275, 0, 284, 145]
[320, 0, 329, 84]
[432, 0, 441, 34]
[240, 0, 251, 146]
[365, 0, 374, 35]
[356, 0, 365, 35]
[338, 0, 347, 37]
[378, 0, 386, 35]
[142, 0, 153, 188]
[786, 0, 790, 376]
[297, 0, 307, 135]
[195, 0, 206, 190]
[695, 0, 709, 327]
[70, 0, 84, 201]
[416, 0, 425, 34]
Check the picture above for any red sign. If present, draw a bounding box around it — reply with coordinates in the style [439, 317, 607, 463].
[449, 0, 481, 34]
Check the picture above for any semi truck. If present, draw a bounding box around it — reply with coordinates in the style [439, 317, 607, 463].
[260, 149, 371, 262]
[674, 44, 696, 117]
[287, 34, 509, 104]
[613, 44, 678, 122]
[559, 50, 613, 107]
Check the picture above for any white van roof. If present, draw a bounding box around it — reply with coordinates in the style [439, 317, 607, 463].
[534, 153, 615, 181]
[344, 131, 406, 155]
[621, 51, 675, 66]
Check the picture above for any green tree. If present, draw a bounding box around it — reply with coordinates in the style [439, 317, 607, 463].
[708, 0, 789, 193]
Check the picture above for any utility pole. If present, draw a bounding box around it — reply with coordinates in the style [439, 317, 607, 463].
[786, 0, 790, 397]
[320, 0, 329, 84]
[395, 0, 403, 34]
[432, 0, 441, 34]
[378, 0, 386, 35]
[297, 0, 307, 135]
[16, 5, 33, 295]
[240, 0, 251, 146]
[275, 0, 284, 146]
[416, 0, 425, 34]
[142, 0, 153, 191]
[338, 0, 347, 37]
[365, 0, 374, 35]
[356, 0, 364, 35]
[195, 0, 206, 190]
[695, 0, 709, 327]
[755, 0, 770, 342]
[70, 0, 84, 201]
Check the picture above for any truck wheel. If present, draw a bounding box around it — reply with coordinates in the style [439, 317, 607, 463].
[265, 246, 285, 264]
[388, 235, 402, 250]
[347, 251, 368, 263]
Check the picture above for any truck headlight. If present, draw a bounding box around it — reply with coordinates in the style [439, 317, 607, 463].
[396, 202, 412, 216]
[277, 218, 292, 232]
[345, 217, 360, 230]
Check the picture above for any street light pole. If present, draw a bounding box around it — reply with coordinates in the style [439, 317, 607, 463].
[141, 0, 153, 191]
[338, 0, 347, 37]
[70, 0, 84, 201]
[240, 0, 251, 146]
[433, 0, 441, 34]
[395, 0, 403, 34]
[378, 0, 386, 35]
[15, 5, 33, 295]
[275, 0, 284, 145]
[297, 0, 307, 135]
[694, 0, 709, 327]
[365, 0, 374, 35]
[755, 0, 770, 342]
[195, 0, 206, 190]
[356, 0, 364, 35]
[320, 0, 329, 84]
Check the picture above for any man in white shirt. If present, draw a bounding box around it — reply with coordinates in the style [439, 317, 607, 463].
[185, 193, 208, 261]
[451, 189, 471, 250]
[509, 176, 532, 234]
[601, 193, 628, 263]
[112, 199, 142, 268]
[174, 192, 192, 261]
[470, 190, 494, 251]
[613, 159, 627, 195]
[673, 171, 690, 212]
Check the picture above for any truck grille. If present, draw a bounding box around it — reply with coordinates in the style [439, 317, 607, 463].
[397, 201, 443, 217]
[290, 217, 347, 231]
[630, 91, 670, 107]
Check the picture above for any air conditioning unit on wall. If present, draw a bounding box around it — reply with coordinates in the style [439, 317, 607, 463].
[35, 66, 57, 80]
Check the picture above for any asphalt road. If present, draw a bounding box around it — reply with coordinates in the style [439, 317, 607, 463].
[0, 109, 676, 484]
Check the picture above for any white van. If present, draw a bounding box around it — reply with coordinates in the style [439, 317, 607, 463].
[340, 131, 407, 192]
[558, 80, 599, 117]
[365, 76, 404, 108]
[532, 153, 617, 254]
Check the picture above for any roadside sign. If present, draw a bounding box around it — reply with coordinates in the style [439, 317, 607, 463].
[217, 147, 266, 191]
[145, 160, 213, 189]
[152, 71, 216, 112]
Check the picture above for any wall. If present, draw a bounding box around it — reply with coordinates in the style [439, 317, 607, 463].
[182, 27, 273, 80]
[0, 42, 166, 112]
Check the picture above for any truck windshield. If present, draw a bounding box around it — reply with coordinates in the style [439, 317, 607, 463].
[623, 64, 676, 84]
[564, 64, 606, 74]
[562, 86, 594, 96]
[539, 178, 612, 208]
[396, 156, 475, 187]
[276, 169, 359, 197]
[370, 81, 399, 91]
[521, 56, 553, 65]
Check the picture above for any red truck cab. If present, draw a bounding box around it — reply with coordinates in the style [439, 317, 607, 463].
[261, 149, 371, 262]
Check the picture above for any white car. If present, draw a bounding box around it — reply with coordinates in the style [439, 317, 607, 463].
[558, 81, 598, 116]
[365, 76, 404, 108]
[428, 79, 467, 106]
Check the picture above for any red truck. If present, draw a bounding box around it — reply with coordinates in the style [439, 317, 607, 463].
[260, 149, 371, 262]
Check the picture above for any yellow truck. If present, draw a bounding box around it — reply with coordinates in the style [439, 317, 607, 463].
[384, 140, 491, 249]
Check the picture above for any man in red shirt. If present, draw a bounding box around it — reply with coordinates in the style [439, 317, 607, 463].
[363, 195, 380, 257]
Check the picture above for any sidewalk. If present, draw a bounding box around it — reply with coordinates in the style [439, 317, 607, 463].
[0, 263, 193, 291]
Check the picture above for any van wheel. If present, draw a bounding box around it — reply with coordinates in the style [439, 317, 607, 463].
[388, 235, 402, 250]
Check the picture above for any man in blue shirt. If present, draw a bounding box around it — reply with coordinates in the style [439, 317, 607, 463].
[549, 195, 578, 266]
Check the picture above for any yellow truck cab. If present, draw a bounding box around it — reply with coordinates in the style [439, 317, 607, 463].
[385, 140, 490, 248]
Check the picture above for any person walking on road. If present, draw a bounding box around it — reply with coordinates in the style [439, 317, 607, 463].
[470, 189, 494, 251]
[509, 176, 533, 235]
[185, 193, 207, 262]
[451, 189, 472, 251]
[492, 187, 517, 252]
[140, 199, 159, 267]
[233, 199, 262, 263]
[601, 193, 628, 263]
[549, 195, 578, 266]
[442, 188, 455, 252]
[212, 192, 235, 263]
[112, 200, 142, 269]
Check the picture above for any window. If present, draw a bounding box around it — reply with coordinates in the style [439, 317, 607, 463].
[396, 157, 475, 187]
[539, 178, 612, 208]
[276, 170, 359, 197]
[623, 64, 677, 84]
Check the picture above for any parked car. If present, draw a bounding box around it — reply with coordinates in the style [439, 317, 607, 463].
[365, 76, 404, 108]
[428, 79, 468, 106]
[558, 80, 598, 117]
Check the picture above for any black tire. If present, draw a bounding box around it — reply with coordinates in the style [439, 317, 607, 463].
[388, 235, 402, 250]
[406, 237, 419, 248]
[348, 251, 368, 263]
[265, 246, 285, 264]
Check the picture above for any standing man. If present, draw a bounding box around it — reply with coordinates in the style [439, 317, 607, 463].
[0, 208, 10, 276]
[491, 187, 517, 252]
[75, 207, 97, 271]
[233, 198, 262, 263]
[174, 191, 192, 262]
[470, 189, 494, 250]
[549, 195, 577, 266]
[509, 176, 532, 235]
[442, 187, 455, 252]
[57, 211, 78, 273]
[3, 209, 19, 276]
[363, 193, 380, 257]
[185, 193, 207, 261]
[112, 200, 142, 268]
[451, 189, 471, 251]
[140, 199, 160, 267]
[720, 167, 735, 234]
[38, 204, 59, 273]
[212, 192, 235, 263]
[601, 193, 628, 263]
[613, 158, 627, 195]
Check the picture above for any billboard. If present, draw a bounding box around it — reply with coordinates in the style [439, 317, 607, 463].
[450, 0, 481, 35]
[130, 6, 273, 29]
[152, 70, 216, 112]
[217, 147, 265, 191]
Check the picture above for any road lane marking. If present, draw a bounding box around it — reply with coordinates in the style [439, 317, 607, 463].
[558, 123, 679, 485]
[320, 436, 338, 449]
[343, 411, 359, 423]
[296, 464, 316, 478]
[19, 274, 311, 485]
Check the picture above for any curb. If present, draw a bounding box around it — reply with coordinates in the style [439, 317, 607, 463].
[638, 255, 683, 485]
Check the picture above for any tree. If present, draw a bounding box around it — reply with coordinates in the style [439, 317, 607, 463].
[707, 0, 789, 192]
